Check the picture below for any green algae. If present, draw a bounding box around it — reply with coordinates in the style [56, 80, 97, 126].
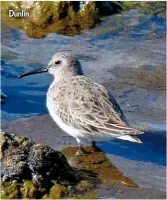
[42, 183, 65, 199]
[0, 180, 96, 199]
[1, 181, 46, 199]
[1, 182, 21, 199]
[79, 2, 99, 30]
[42, 180, 96, 199]
[20, 180, 46, 199]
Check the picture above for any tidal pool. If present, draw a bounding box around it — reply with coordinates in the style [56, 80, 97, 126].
[1, 9, 166, 169]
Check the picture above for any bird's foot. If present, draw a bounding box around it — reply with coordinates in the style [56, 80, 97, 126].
[75, 146, 86, 156]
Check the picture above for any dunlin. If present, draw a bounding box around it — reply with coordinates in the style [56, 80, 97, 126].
[19, 53, 143, 154]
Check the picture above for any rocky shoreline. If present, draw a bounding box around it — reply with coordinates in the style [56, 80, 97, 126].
[1, 115, 166, 199]
[0, 131, 138, 199]
[1, 1, 166, 38]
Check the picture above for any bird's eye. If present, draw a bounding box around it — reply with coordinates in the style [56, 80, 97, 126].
[55, 60, 61, 65]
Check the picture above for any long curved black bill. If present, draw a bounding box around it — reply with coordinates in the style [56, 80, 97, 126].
[18, 67, 48, 78]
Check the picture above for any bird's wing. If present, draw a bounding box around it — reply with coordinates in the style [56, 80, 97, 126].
[60, 76, 143, 136]
[94, 82, 128, 124]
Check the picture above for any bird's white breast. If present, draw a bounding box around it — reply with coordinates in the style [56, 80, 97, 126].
[46, 87, 85, 140]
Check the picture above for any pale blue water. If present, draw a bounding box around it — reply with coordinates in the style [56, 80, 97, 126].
[1, 10, 166, 166]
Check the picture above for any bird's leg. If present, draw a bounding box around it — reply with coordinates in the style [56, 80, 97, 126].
[92, 141, 96, 148]
[75, 138, 86, 155]
[91, 141, 101, 152]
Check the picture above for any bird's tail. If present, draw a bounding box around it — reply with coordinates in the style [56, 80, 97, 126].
[118, 135, 142, 143]
[118, 127, 144, 143]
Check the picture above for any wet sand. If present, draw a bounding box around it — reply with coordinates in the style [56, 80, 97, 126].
[2, 115, 166, 199]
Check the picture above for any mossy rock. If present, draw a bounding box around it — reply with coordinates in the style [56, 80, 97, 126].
[1, 1, 99, 38]
[62, 146, 138, 188]
[1, 1, 124, 38]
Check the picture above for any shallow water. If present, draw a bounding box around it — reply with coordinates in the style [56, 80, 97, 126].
[1, 10, 166, 166]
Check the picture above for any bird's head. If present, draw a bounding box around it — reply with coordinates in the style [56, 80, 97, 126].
[18, 52, 83, 81]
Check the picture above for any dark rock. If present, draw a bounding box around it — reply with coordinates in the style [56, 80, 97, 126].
[95, 1, 123, 16]
[1, 132, 78, 185]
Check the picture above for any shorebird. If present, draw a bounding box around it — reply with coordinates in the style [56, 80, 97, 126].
[19, 52, 144, 155]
